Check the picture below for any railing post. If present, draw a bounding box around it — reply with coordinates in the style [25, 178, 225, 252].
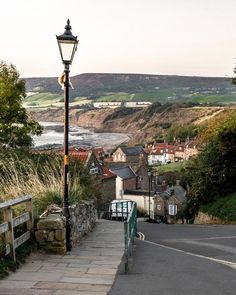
[3, 207, 15, 262]
[124, 220, 128, 273]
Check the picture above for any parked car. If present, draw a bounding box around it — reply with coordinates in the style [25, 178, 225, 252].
[109, 200, 134, 220]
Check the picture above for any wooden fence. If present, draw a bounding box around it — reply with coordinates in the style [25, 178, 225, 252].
[0, 195, 33, 262]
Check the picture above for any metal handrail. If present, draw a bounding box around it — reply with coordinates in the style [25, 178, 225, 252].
[124, 202, 137, 273]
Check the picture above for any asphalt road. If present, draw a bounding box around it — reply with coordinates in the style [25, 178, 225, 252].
[109, 222, 236, 295]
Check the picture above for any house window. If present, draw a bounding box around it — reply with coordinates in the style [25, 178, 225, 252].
[90, 167, 99, 175]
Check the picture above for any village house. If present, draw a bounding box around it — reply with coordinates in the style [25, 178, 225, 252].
[112, 146, 147, 166]
[123, 189, 156, 218]
[146, 141, 199, 165]
[69, 148, 103, 176]
[71, 148, 119, 205]
[155, 181, 187, 223]
[101, 166, 117, 203]
[184, 140, 199, 160]
[121, 180, 187, 223]
[110, 166, 137, 199]
[174, 144, 185, 161]
[111, 146, 150, 191]
[146, 143, 175, 165]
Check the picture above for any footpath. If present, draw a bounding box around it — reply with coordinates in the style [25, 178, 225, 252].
[0, 219, 124, 295]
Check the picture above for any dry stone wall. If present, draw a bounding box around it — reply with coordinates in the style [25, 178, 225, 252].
[70, 201, 96, 247]
[35, 201, 96, 254]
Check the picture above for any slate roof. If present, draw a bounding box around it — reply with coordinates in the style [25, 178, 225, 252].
[159, 185, 187, 203]
[120, 146, 145, 156]
[111, 166, 137, 179]
[172, 184, 187, 203]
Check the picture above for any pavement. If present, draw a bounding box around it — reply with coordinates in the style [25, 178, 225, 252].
[0, 219, 125, 295]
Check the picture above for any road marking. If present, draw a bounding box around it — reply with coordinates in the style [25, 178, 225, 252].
[141, 239, 236, 270]
[165, 235, 236, 242]
[184, 240, 236, 255]
[137, 232, 145, 240]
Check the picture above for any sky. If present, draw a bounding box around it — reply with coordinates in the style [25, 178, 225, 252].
[1, 0, 236, 78]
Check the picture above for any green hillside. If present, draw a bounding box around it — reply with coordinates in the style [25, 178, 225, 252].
[24, 73, 236, 106]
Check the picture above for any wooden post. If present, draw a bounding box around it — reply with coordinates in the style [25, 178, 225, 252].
[3, 207, 15, 261]
[26, 199, 33, 233]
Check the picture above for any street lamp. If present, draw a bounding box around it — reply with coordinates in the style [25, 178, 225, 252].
[57, 19, 78, 251]
[148, 170, 152, 222]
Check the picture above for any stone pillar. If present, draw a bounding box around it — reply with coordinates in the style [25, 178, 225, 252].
[35, 214, 66, 255]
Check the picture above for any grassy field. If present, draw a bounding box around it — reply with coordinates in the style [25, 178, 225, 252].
[97, 92, 132, 102]
[201, 193, 236, 221]
[23, 92, 63, 107]
[95, 91, 236, 105]
[153, 161, 189, 174]
[23, 89, 236, 108]
[23, 93, 92, 108]
[183, 93, 236, 104]
[97, 90, 178, 103]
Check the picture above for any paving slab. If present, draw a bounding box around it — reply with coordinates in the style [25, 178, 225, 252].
[53, 291, 107, 295]
[0, 220, 124, 295]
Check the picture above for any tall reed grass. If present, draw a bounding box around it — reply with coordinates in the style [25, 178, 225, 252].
[0, 149, 93, 216]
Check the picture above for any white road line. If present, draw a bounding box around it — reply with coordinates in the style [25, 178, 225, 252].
[165, 235, 236, 242]
[142, 239, 236, 270]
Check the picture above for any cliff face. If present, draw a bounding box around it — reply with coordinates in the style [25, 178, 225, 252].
[30, 104, 227, 146]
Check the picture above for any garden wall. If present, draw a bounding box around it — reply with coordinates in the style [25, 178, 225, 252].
[35, 200, 96, 254]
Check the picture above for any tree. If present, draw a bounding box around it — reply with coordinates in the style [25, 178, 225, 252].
[0, 61, 42, 147]
[182, 110, 236, 212]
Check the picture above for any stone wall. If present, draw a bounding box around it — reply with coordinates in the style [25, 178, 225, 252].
[35, 201, 96, 254]
[194, 211, 236, 225]
[35, 214, 66, 254]
[70, 201, 96, 247]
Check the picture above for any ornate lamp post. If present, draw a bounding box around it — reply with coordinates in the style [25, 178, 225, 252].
[57, 20, 78, 251]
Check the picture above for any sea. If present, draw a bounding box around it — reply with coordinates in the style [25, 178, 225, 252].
[32, 122, 130, 151]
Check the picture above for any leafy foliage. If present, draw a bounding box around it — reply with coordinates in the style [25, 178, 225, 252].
[182, 110, 236, 215]
[0, 61, 42, 147]
[201, 193, 236, 221]
[166, 123, 198, 142]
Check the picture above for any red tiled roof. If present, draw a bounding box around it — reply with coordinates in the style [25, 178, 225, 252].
[70, 151, 89, 164]
[76, 147, 87, 152]
[102, 166, 117, 180]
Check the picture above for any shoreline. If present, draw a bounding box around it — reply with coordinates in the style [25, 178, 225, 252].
[33, 121, 131, 151]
